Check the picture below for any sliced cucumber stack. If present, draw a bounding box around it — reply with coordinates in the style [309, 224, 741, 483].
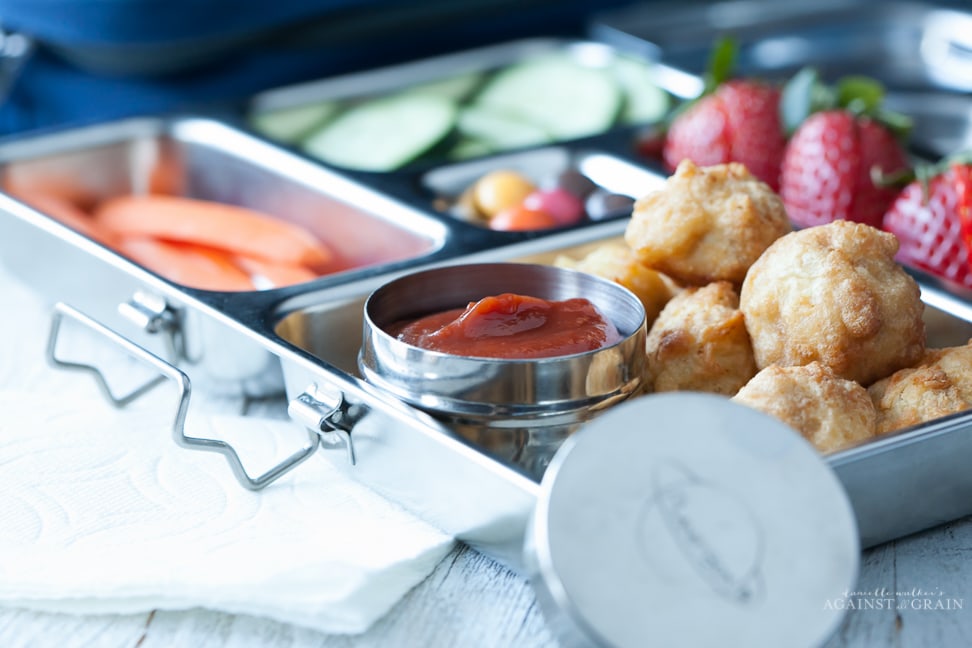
[302, 93, 458, 172]
[473, 55, 623, 140]
[249, 50, 671, 171]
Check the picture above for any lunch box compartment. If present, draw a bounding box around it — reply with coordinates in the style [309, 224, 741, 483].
[0, 117, 451, 394]
[0, 117, 449, 282]
[244, 38, 689, 175]
[271, 222, 972, 554]
[420, 146, 665, 226]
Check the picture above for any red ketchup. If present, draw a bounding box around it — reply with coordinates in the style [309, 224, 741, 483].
[388, 293, 622, 359]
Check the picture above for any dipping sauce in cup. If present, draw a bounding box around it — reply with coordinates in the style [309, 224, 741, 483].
[386, 292, 622, 359]
[359, 262, 648, 477]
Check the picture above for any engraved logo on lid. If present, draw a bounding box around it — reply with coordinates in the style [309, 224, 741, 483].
[638, 459, 766, 605]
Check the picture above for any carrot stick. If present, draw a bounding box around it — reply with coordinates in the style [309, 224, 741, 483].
[117, 237, 256, 292]
[13, 192, 117, 246]
[232, 255, 319, 288]
[95, 195, 333, 268]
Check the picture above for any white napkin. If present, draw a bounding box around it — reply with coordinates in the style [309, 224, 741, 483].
[0, 267, 455, 634]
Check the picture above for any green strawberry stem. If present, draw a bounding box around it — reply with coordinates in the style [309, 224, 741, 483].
[780, 66, 913, 138]
[873, 150, 972, 202]
[703, 37, 739, 94]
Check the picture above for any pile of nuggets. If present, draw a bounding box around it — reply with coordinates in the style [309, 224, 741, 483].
[556, 159, 972, 453]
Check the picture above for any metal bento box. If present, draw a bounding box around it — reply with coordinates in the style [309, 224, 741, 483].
[2, 21, 972, 585]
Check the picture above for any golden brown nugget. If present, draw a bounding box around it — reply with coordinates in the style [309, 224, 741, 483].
[868, 342, 972, 434]
[554, 242, 677, 325]
[732, 362, 877, 453]
[740, 220, 925, 386]
[645, 281, 757, 395]
[624, 160, 791, 286]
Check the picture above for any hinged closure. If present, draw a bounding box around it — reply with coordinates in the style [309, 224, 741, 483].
[289, 387, 363, 466]
[118, 290, 177, 333]
[118, 290, 185, 361]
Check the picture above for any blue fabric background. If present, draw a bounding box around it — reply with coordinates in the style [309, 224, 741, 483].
[0, 0, 639, 135]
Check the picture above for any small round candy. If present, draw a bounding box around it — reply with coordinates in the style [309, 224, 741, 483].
[453, 185, 483, 221]
[523, 187, 585, 226]
[489, 204, 559, 231]
[473, 170, 536, 218]
[585, 191, 635, 220]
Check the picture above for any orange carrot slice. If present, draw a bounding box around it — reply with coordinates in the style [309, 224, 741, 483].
[13, 192, 117, 246]
[95, 195, 333, 268]
[233, 255, 319, 288]
[117, 237, 255, 292]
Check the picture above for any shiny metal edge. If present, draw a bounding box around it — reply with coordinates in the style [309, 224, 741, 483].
[248, 37, 695, 112]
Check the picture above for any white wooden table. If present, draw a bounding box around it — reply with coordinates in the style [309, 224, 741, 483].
[0, 391, 969, 648]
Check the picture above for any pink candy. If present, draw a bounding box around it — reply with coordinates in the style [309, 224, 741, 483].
[522, 187, 585, 226]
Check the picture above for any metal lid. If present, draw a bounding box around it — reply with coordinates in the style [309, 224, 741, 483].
[524, 392, 859, 648]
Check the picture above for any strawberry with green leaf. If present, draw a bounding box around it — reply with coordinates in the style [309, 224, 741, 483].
[660, 39, 787, 190]
[883, 156, 972, 289]
[778, 69, 912, 229]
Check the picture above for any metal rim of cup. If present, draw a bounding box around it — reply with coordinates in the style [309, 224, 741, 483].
[358, 262, 648, 421]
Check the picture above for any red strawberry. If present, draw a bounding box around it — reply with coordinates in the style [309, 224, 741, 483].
[779, 110, 909, 228]
[663, 79, 786, 190]
[883, 163, 972, 289]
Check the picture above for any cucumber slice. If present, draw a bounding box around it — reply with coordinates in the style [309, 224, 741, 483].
[249, 101, 340, 144]
[407, 72, 484, 101]
[302, 93, 458, 171]
[475, 56, 623, 140]
[456, 105, 552, 151]
[611, 56, 671, 125]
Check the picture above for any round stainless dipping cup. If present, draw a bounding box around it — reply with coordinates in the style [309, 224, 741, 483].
[359, 263, 647, 476]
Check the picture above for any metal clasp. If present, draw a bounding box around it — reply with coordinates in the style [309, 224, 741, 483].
[117, 290, 185, 362]
[48, 302, 319, 490]
[288, 387, 363, 465]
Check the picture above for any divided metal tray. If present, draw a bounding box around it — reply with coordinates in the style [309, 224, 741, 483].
[3, 25, 972, 576]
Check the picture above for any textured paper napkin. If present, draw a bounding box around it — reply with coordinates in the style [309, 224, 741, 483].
[0, 268, 455, 634]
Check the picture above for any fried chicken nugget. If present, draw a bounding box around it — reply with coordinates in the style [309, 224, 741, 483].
[624, 160, 791, 286]
[868, 341, 972, 434]
[554, 242, 678, 325]
[740, 220, 925, 386]
[732, 362, 878, 453]
[645, 281, 757, 395]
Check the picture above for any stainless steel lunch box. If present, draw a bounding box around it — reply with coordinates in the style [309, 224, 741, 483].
[4, 25, 972, 583]
[5, 136, 972, 577]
